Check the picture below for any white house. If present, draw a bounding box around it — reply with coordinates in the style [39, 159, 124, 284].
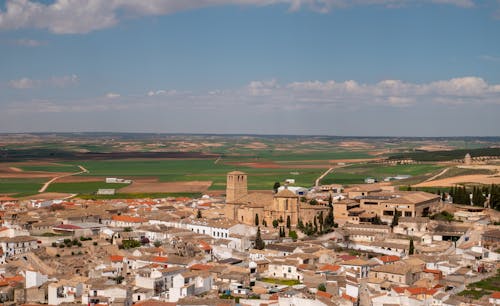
[0, 236, 39, 257]
[48, 280, 83, 305]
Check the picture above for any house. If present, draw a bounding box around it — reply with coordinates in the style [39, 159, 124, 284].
[82, 281, 131, 305]
[168, 271, 213, 302]
[339, 258, 370, 278]
[489, 292, 500, 305]
[267, 259, 303, 281]
[110, 215, 147, 228]
[48, 280, 83, 305]
[0, 236, 39, 257]
[368, 262, 421, 285]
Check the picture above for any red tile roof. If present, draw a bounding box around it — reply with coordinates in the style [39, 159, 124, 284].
[319, 264, 341, 272]
[152, 256, 168, 263]
[112, 215, 147, 223]
[378, 255, 400, 263]
[110, 255, 124, 262]
[190, 264, 213, 271]
[316, 290, 333, 299]
[491, 292, 500, 299]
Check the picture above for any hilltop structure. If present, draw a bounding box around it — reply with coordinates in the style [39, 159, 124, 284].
[224, 171, 328, 227]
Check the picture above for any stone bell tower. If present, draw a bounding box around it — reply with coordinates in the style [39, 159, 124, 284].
[226, 171, 248, 203]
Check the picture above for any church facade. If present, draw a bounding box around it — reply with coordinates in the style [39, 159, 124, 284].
[224, 171, 328, 228]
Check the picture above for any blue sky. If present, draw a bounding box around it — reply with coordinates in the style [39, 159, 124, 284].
[0, 0, 499, 136]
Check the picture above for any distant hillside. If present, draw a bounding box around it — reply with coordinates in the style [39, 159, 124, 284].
[388, 147, 500, 162]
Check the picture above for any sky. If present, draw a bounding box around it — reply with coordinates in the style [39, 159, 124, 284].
[0, 0, 499, 136]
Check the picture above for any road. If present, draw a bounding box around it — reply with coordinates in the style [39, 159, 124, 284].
[315, 167, 334, 187]
[38, 165, 89, 193]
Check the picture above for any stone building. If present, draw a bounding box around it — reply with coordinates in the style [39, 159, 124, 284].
[224, 171, 328, 228]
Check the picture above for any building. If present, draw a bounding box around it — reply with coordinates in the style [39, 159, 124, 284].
[224, 171, 329, 228]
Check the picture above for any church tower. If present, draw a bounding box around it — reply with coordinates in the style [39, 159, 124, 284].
[226, 171, 248, 203]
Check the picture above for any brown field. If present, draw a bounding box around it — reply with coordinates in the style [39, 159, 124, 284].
[57, 176, 104, 183]
[413, 164, 500, 187]
[224, 161, 330, 169]
[119, 179, 212, 193]
[413, 175, 500, 187]
[21, 192, 74, 200]
[338, 141, 375, 149]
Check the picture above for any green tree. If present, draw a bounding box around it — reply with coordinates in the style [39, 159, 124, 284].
[153, 240, 162, 248]
[254, 227, 265, 250]
[124, 227, 133, 232]
[273, 182, 281, 193]
[324, 205, 334, 230]
[286, 216, 291, 229]
[255, 214, 259, 226]
[371, 215, 383, 225]
[409, 238, 415, 255]
[391, 209, 400, 228]
[288, 230, 298, 240]
[317, 283, 326, 292]
[309, 199, 318, 205]
[272, 219, 279, 228]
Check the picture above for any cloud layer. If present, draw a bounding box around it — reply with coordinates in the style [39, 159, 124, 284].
[4, 76, 499, 114]
[0, 0, 480, 34]
[8, 75, 79, 89]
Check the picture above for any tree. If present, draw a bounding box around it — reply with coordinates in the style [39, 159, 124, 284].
[273, 182, 281, 193]
[254, 227, 265, 250]
[297, 219, 304, 230]
[197, 209, 202, 218]
[324, 205, 334, 230]
[409, 238, 415, 255]
[153, 240, 162, 248]
[391, 209, 399, 228]
[318, 211, 324, 233]
[309, 199, 318, 205]
[272, 219, 279, 228]
[317, 283, 326, 292]
[286, 216, 291, 229]
[124, 227, 133, 232]
[288, 230, 298, 240]
[371, 214, 383, 225]
[472, 186, 486, 207]
[262, 219, 267, 227]
[255, 214, 259, 226]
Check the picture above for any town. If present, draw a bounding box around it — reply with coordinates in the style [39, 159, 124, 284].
[0, 168, 498, 306]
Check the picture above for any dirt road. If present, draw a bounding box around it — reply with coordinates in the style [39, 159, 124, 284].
[38, 165, 89, 193]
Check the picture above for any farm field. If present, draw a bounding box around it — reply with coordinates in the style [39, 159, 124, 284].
[322, 163, 445, 185]
[1, 133, 499, 197]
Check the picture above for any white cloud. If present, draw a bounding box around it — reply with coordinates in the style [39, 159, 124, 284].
[479, 55, 500, 62]
[8, 74, 78, 89]
[14, 38, 46, 47]
[4, 76, 499, 115]
[105, 92, 121, 99]
[0, 0, 482, 34]
[146, 89, 178, 96]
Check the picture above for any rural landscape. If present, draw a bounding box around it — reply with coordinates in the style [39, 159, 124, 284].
[1, 133, 499, 200]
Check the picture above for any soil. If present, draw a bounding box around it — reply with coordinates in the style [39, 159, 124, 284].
[119, 180, 212, 193]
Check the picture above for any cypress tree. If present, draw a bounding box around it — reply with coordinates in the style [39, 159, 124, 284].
[254, 227, 265, 250]
[409, 238, 415, 255]
[255, 214, 259, 226]
[391, 208, 399, 228]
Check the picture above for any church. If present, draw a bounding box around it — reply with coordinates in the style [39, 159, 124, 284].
[223, 171, 329, 228]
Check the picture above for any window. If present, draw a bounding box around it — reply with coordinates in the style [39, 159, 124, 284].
[405, 212, 412, 217]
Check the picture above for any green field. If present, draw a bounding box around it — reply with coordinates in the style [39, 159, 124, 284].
[60, 159, 326, 190]
[322, 163, 445, 185]
[0, 178, 44, 197]
[19, 164, 80, 172]
[46, 182, 130, 193]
